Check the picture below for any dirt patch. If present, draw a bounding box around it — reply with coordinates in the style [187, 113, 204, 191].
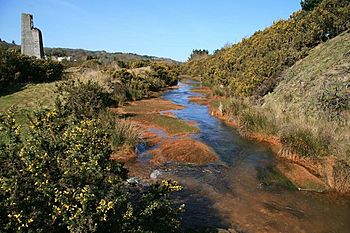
[160, 111, 176, 118]
[189, 96, 209, 105]
[149, 138, 218, 165]
[277, 160, 329, 192]
[122, 98, 184, 114]
[191, 86, 211, 94]
[142, 130, 163, 147]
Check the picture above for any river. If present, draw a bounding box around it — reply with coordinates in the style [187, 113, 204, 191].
[136, 81, 350, 233]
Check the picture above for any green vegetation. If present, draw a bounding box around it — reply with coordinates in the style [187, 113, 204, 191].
[133, 114, 199, 135]
[263, 31, 350, 161]
[301, 0, 323, 11]
[0, 109, 184, 232]
[184, 0, 350, 164]
[0, 80, 184, 232]
[113, 62, 179, 101]
[124, 101, 181, 113]
[237, 108, 277, 136]
[0, 49, 64, 89]
[55, 79, 114, 119]
[0, 82, 57, 124]
[111, 118, 142, 149]
[188, 49, 209, 61]
[0, 46, 185, 232]
[181, 0, 350, 193]
[183, 0, 350, 97]
[280, 128, 331, 157]
[257, 166, 297, 190]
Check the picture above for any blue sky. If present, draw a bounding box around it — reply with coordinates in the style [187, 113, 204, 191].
[0, 0, 300, 61]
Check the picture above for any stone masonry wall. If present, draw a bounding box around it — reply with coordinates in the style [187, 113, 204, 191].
[21, 13, 44, 59]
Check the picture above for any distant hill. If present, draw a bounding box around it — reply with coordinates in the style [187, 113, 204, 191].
[0, 40, 178, 65]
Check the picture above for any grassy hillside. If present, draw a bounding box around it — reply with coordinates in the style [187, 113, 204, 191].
[0, 83, 56, 110]
[262, 31, 350, 161]
[0, 82, 57, 123]
[263, 31, 350, 122]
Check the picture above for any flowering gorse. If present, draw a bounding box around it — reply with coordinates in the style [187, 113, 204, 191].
[1, 104, 184, 232]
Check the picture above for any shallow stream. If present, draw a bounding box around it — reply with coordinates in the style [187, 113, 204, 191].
[136, 81, 350, 232]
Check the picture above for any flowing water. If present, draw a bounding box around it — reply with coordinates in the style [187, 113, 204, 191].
[136, 81, 350, 233]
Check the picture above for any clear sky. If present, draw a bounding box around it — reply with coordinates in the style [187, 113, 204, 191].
[0, 0, 301, 61]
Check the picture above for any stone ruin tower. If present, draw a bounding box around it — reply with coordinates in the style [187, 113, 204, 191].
[21, 13, 44, 59]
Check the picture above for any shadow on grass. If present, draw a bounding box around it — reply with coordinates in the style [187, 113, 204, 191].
[116, 112, 137, 119]
[0, 83, 27, 97]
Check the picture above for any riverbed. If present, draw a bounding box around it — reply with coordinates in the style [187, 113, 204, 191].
[135, 81, 350, 233]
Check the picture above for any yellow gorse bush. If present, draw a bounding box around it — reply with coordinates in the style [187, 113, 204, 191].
[0, 104, 184, 232]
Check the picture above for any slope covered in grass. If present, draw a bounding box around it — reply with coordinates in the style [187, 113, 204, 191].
[0, 82, 57, 123]
[262, 31, 350, 163]
[263, 31, 350, 121]
[0, 83, 57, 112]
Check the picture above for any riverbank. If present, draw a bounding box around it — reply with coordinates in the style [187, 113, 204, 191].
[189, 83, 350, 195]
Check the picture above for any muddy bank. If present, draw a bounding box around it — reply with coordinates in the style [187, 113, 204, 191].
[149, 138, 219, 165]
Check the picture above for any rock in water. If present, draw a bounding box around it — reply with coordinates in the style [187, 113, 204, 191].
[150, 170, 162, 180]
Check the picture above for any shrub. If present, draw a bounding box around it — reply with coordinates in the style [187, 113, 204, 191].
[120, 180, 184, 233]
[182, 0, 350, 97]
[301, 0, 323, 11]
[280, 127, 331, 157]
[129, 60, 150, 69]
[149, 62, 178, 86]
[0, 108, 184, 232]
[0, 109, 128, 232]
[55, 80, 114, 119]
[113, 64, 178, 101]
[0, 49, 64, 88]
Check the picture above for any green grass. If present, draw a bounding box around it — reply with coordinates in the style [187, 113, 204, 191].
[210, 99, 221, 109]
[0, 82, 57, 111]
[237, 109, 278, 136]
[0, 82, 57, 124]
[124, 101, 181, 113]
[280, 128, 331, 158]
[263, 31, 350, 121]
[262, 32, 350, 162]
[133, 114, 199, 135]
